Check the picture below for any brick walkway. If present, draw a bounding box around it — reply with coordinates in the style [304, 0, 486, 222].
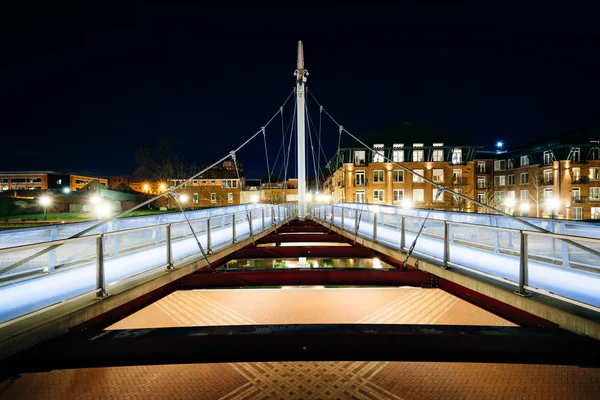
[2, 287, 600, 399]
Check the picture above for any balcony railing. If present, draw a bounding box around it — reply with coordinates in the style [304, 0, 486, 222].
[542, 179, 554, 185]
[572, 177, 588, 184]
[451, 177, 468, 185]
[571, 196, 587, 204]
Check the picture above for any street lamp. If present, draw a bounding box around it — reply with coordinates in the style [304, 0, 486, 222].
[143, 183, 150, 193]
[39, 195, 51, 221]
[179, 193, 189, 203]
[159, 183, 167, 192]
[62, 187, 71, 194]
[496, 141, 504, 153]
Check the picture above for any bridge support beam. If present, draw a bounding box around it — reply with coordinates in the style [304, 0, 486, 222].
[3, 324, 597, 379]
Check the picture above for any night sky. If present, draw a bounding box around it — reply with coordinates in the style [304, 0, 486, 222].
[1, 3, 599, 179]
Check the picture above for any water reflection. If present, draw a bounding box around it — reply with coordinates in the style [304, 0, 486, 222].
[222, 258, 393, 270]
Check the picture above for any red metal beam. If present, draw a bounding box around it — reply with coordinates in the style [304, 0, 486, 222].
[230, 246, 375, 259]
[438, 278, 559, 329]
[182, 268, 436, 288]
[277, 225, 330, 233]
[256, 233, 350, 244]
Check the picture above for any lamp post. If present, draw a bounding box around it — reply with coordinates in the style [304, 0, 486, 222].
[496, 141, 504, 153]
[39, 195, 51, 221]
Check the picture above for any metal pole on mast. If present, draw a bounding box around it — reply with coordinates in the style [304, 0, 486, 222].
[295, 40, 308, 219]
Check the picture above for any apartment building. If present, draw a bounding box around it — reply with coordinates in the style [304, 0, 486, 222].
[0, 171, 107, 192]
[488, 126, 600, 220]
[324, 125, 600, 220]
[324, 142, 483, 211]
[171, 178, 242, 207]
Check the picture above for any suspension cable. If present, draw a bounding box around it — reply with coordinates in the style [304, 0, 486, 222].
[306, 104, 330, 184]
[305, 100, 320, 193]
[169, 189, 213, 268]
[5, 90, 294, 272]
[402, 186, 446, 268]
[262, 126, 274, 204]
[232, 150, 255, 246]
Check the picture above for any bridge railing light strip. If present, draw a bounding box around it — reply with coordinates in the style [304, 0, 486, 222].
[0, 204, 294, 316]
[309, 202, 600, 313]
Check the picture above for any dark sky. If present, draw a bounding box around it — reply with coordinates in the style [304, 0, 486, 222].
[1, 3, 599, 178]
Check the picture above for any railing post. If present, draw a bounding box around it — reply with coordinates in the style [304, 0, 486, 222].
[48, 225, 57, 273]
[113, 219, 121, 257]
[443, 221, 450, 269]
[155, 215, 162, 245]
[559, 222, 570, 267]
[330, 205, 334, 225]
[341, 207, 345, 231]
[491, 216, 500, 253]
[248, 210, 254, 238]
[261, 207, 265, 231]
[166, 223, 173, 270]
[96, 234, 107, 298]
[372, 211, 378, 242]
[232, 213, 237, 243]
[206, 218, 212, 253]
[271, 206, 275, 226]
[515, 230, 530, 296]
[354, 209, 359, 235]
[278, 205, 281, 223]
[400, 216, 406, 251]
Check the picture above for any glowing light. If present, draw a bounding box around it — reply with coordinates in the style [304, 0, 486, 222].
[90, 195, 100, 204]
[401, 199, 413, 208]
[504, 198, 516, 208]
[373, 258, 383, 269]
[520, 203, 530, 212]
[39, 195, 51, 207]
[251, 195, 259, 203]
[159, 183, 167, 192]
[62, 187, 71, 194]
[143, 184, 149, 192]
[179, 194, 189, 203]
[546, 197, 560, 210]
[94, 202, 111, 219]
[496, 141, 503, 148]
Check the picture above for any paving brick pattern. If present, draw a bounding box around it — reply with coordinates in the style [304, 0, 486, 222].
[2, 287, 599, 399]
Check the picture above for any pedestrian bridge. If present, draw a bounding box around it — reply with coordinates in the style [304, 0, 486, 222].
[1, 202, 600, 374]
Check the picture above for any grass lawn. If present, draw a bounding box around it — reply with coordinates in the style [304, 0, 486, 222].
[3, 212, 92, 221]
[3, 209, 182, 222]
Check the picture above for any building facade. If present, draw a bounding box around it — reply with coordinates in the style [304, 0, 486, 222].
[324, 143, 482, 212]
[323, 126, 600, 220]
[171, 178, 242, 207]
[0, 171, 107, 192]
[487, 130, 600, 220]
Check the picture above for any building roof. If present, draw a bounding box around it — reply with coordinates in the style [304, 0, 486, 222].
[341, 120, 478, 148]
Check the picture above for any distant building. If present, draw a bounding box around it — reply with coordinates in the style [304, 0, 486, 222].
[483, 125, 600, 220]
[323, 123, 600, 220]
[323, 142, 482, 212]
[0, 171, 107, 192]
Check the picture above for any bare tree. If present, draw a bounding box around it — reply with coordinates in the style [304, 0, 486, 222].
[524, 166, 544, 218]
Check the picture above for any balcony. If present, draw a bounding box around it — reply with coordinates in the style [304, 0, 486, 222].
[476, 183, 487, 189]
[571, 196, 587, 204]
[542, 179, 554, 186]
[572, 177, 588, 184]
[451, 177, 468, 186]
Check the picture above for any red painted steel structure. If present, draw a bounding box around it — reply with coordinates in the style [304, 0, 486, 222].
[182, 268, 437, 289]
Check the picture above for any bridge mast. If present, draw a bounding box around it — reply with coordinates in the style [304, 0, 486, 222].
[295, 40, 308, 218]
